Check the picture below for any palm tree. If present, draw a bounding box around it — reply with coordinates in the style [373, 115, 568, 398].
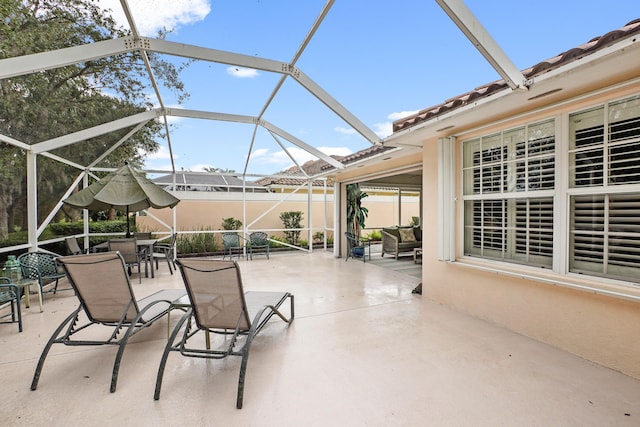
[346, 184, 368, 236]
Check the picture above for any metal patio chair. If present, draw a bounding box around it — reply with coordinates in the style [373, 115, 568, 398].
[18, 251, 68, 294]
[151, 233, 177, 274]
[108, 238, 144, 283]
[154, 258, 294, 409]
[65, 237, 89, 255]
[344, 232, 371, 262]
[222, 232, 247, 259]
[0, 277, 22, 332]
[30, 252, 185, 393]
[248, 231, 270, 260]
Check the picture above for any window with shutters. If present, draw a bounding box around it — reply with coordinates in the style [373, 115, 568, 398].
[460, 94, 640, 283]
[568, 95, 640, 281]
[462, 120, 555, 267]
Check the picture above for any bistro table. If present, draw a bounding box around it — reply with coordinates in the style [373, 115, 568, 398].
[136, 239, 158, 278]
[413, 247, 423, 264]
[13, 278, 43, 312]
[92, 239, 158, 278]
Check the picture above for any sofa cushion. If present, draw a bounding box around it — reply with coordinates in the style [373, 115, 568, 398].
[398, 228, 417, 243]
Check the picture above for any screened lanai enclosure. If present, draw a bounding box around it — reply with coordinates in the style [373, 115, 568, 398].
[0, 0, 538, 257]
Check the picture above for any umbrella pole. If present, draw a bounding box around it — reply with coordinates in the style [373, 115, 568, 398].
[126, 206, 131, 238]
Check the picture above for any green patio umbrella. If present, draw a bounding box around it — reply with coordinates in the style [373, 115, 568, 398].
[64, 163, 180, 236]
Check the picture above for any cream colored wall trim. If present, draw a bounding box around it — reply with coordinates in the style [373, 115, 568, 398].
[438, 137, 456, 261]
[453, 258, 640, 303]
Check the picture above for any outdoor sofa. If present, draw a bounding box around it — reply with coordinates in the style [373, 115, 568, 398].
[381, 226, 422, 259]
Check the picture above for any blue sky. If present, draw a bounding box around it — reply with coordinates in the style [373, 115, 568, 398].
[97, 1, 639, 176]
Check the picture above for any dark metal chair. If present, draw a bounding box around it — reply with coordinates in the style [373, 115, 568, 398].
[134, 232, 152, 240]
[222, 232, 247, 259]
[0, 277, 22, 332]
[248, 231, 270, 260]
[18, 252, 68, 294]
[65, 237, 89, 255]
[152, 233, 177, 274]
[30, 252, 185, 393]
[344, 232, 371, 262]
[154, 258, 294, 409]
[108, 238, 144, 283]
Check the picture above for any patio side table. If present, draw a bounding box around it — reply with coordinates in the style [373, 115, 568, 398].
[14, 278, 43, 312]
[413, 248, 422, 264]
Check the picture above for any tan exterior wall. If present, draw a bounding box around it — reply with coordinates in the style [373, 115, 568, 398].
[420, 139, 640, 379]
[333, 86, 640, 379]
[137, 191, 419, 239]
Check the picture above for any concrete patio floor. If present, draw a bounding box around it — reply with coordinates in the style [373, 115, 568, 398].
[1, 250, 638, 426]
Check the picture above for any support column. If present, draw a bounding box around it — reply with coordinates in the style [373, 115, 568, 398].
[26, 151, 38, 251]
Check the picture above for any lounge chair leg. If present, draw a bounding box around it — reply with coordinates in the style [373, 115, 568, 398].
[155, 310, 191, 400]
[31, 310, 79, 390]
[237, 347, 252, 409]
[110, 320, 139, 393]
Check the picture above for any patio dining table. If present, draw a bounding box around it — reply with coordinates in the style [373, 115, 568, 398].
[91, 239, 158, 278]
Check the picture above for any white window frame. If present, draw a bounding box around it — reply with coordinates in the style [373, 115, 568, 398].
[455, 92, 640, 289]
[460, 120, 556, 268]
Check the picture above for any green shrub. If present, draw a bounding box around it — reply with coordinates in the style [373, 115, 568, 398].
[279, 211, 303, 244]
[221, 217, 242, 230]
[176, 227, 219, 254]
[365, 229, 382, 241]
[269, 235, 288, 248]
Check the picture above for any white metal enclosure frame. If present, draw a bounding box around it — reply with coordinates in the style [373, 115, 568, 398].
[0, 0, 528, 253]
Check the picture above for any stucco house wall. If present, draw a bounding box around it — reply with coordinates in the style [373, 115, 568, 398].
[421, 125, 640, 380]
[333, 60, 640, 379]
[138, 190, 418, 240]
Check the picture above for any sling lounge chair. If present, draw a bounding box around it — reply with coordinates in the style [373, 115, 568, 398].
[30, 252, 185, 393]
[154, 258, 294, 409]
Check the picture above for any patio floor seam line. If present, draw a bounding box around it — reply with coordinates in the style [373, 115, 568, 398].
[294, 297, 417, 320]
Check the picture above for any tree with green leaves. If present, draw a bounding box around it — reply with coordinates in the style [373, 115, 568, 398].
[279, 211, 303, 245]
[0, 0, 189, 239]
[346, 184, 368, 236]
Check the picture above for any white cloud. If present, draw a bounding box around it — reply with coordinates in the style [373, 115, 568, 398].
[372, 122, 393, 138]
[388, 110, 419, 121]
[226, 67, 259, 78]
[251, 146, 353, 169]
[373, 110, 420, 138]
[189, 163, 215, 172]
[97, 0, 210, 36]
[145, 145, 173, 160]
[334, 126, 357, 135]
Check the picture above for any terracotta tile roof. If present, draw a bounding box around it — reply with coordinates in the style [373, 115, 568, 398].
[392, 18, 640, 133]
[323, 145, 397, 169]
[256, 145, 399, 186]
[254, 156, 344, 186]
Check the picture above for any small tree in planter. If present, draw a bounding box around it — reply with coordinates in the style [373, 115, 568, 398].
[221, 217, 242, 231]
[346, 184, 369, 258]
[346, 184, 368, 236]
[279, 211, 303, 245]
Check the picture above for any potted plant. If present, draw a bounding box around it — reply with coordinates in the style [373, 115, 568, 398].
[346, 184, 369, 257]
[346, 184, 368, 236]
